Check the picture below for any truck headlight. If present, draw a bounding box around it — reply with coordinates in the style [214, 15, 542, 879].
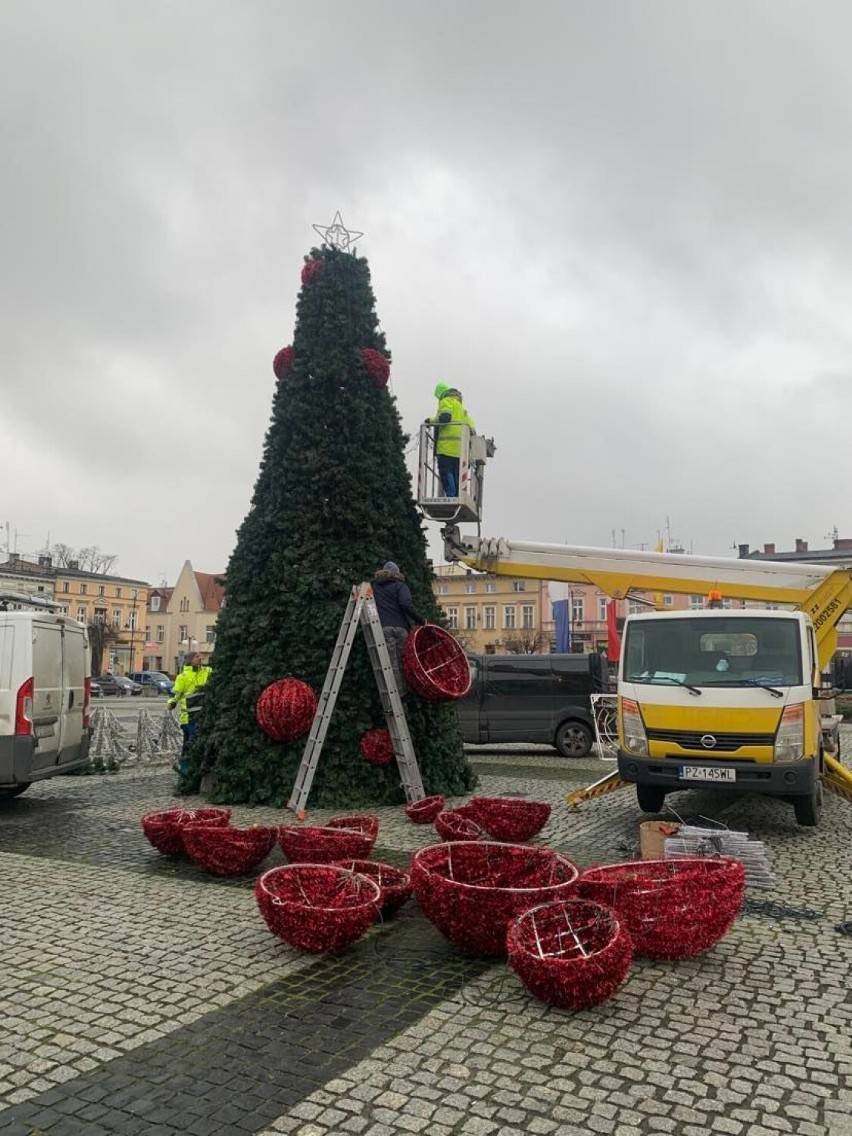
[774, 704, 804, 763]
[621, 698, 648, 757]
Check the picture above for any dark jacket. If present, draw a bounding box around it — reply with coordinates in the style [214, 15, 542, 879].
[372, 570, 427, 630]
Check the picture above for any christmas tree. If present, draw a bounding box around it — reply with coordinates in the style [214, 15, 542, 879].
[186, 230, 475, 807]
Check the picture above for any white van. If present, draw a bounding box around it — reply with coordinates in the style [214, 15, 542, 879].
[0, 595, 91, 797]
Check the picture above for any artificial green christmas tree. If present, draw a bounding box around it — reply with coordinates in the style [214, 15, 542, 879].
[186, 239, 474, 807]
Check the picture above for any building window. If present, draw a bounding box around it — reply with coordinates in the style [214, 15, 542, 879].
[93, 609, 106, 625]
[598, 596, 608, 622]
[63, 582, 70, 593]
[56, 605, 69, 615]
[464, 582, 476, 594]
[503, 605, 516, 630]
[522, 604, 535, 629]
[180, 597, 190, 613]
[484, 605, 496, 630]
[115, 587, 121, 598]
[571, 597, 584, 624]
[144, 626, 150, 641]
[157, 625, 165, 643]
[80, 583, 87, 595]
[76, 606, 87, 624]
[437, 584, 449, 595]
[512, 581, 526, 592]
[178, 624, 188, 641]
[485, 583, 497, 594]
[689, 595, 704, 610]
[722, 598, 732, 609]
[98, 585, 105, 597]
[628, 600, 644, 615]
[112, 608, 121, 628]
[664, 595, 674, 607]
[151, 595, 161, 612]
[206, 625, 216, 642]
[445, 607, 458, 630]
[127, 610, 138, 630]
[464, 606, 476, 631]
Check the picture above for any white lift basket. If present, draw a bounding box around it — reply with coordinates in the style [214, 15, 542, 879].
[416, 422, 493, 524]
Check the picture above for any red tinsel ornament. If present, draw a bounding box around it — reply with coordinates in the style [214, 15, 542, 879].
[469, 797, 551, 843]
[360, 347, 390, 389]
[278, 824, 376, 863]
[255, 864, 381, 953]
[411, 841, 580, 956]
[402, 625, 472, 701]
[182, 823, 278, 876]
[327, 814, 380, 841]
[272, 345, 294, 380]
[332, 859, 412, 917]
[405, 795, 445, 824]
[434, 807, 486, 842]
[507, 899, 633, 1010]
[359, 728, 394, 766]
[301, 258, 323, 285]
[255, 678, 317, 742]
[141, 808, 232, 858]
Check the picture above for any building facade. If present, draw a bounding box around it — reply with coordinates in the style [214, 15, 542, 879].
[432, 565, 552, 654]
[52, 565, 149, 673]
[150, 561, 224, 674]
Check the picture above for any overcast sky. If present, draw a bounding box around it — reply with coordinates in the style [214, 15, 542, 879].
[3, 1, 851, 584]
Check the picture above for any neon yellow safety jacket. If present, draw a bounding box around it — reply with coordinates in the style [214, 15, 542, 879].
[430, 395, 475, 457]
[169, 664, 212, 725]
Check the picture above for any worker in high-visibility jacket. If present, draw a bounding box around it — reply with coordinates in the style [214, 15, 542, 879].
[428, 383, 475, 497]
[168, 652, 212, 769]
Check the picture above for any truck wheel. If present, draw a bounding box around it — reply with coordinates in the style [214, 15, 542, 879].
[794, 782, 823, 827]
[554, 721, 593, 758]
[0, 784, 30, 798]
[636, 784, 667, 813]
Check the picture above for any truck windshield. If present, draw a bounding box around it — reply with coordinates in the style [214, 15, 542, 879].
[623, 617, 803, 688]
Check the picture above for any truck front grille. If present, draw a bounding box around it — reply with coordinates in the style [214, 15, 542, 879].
[646, 728, 775, 753]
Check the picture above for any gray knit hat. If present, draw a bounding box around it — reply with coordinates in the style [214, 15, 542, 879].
[383, 561, 400, 573]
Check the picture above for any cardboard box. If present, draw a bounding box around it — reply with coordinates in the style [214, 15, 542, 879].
[639, 820, 681, 860]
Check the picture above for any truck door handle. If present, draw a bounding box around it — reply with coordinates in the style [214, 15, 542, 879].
[69, 691, 75, 709]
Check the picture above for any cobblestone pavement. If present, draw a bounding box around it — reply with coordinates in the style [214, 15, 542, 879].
[0, 739, 850, 1136]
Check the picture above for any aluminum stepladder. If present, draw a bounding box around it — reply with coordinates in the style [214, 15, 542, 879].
[287, 582, 426, 819]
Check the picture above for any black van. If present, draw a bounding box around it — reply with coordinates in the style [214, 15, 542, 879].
[456, 653, 607, 757]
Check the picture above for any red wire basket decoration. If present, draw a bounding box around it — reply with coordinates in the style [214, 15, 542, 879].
[402, 624, 472, 702]
[434, 806, 486, 842]
[255, 865, 381, 953]
[326, 814, 380, 841]
[469, 797, 552, 843]
[507, 899, 633, 1010]
[411, 841, 580, 956]
[359, 728, 394, 766]
[405, 795, 445, 824]
[278, 824, 376, 864]
[182, 824, 278, 877]
[141, 808, 232, 857]
[578, 857, 745, 960]
[332, 859, 412, 917]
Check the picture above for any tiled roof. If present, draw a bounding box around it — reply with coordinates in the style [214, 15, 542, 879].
[195, 572, 225, 612]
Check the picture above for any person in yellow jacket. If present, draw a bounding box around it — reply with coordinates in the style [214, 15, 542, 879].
[168, 652, 212, 769]
[429, 382, 475, 497]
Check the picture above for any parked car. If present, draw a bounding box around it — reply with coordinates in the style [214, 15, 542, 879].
[94, 674, 126, 697]
[127, 671, 174, 695]
[112, 675, 142, 696]
[90, 679, 103, 698]
[456, 652, 607, 757]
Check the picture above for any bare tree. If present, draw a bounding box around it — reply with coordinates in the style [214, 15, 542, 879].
[503, 630, 546, 655]
[87, 620, 121, 676]
[50, 543, 118, 574]
[447, 629, 476, 653]
[49, 543, 75, 568]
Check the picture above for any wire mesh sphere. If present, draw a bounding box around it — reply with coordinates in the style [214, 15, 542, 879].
[359, 728, 394, 766]
[434, 807, 486, 842]
[141, 808, 232, 858]
[411, 841, 580, 956]
[255, 864, 381, 953]
[272, 345, 293, 380]
[469, 797, 552, 842]
[326, 814, 380, 841]
[405, 795, 445, 824]
[578, 857, 745, 960]
[507, 899, 633, 1010]
[402, 624, 472, 702]
[182, 824, 278, 876]
[332, 859, 412, 917]
[255, 678, 317, 743]
[278, 824, 376, 864]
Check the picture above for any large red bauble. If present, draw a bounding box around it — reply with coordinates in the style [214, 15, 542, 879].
[301, 258, 324, 284]
[255, 678, 317, 742]
[273, 345, 293, 380]
[360, 348, 390, 389]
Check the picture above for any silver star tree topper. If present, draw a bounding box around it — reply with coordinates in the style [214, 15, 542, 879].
[312, 211, 364, 251]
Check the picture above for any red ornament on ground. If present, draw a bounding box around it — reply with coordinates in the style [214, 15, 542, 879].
[578, 857, 745, 960]
[507, 899, 633, 1010]
[278, 824, 376, 863]
[182, 823, 278, 876]
[255, 678, 317, 743]
[301, 258, 323, 285]
[434, 807, 486, 842]
[327, 814, 380, 841]
[141, 808, 232, 858]
[255, 864, 381, 953]
[469, 797, 552, 843]
[359, 728, 394, 766]
[360, 348, 390, 389]
[332, 859, 412, 917]
[402, 624, 472, 702]
[405, 795, 445, 824]
[411, 841, 580, 956]
[272, 345, 293, 380]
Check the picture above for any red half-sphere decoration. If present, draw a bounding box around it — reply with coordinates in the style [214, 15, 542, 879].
[278, 824, 376, 864]
[434, 807, 486, 842]
[255, 678, 317, 743]
[301, 257, 324, 285]
[273, 345, 293, 380]
[469, 797, 552, 843]
[182, 823, 278, 876]
[405, 795, 445, 824]
[359, 727, 394, 766]
[255, 865, 381, 953]
[141, 808, 231, 858]
[332, 859, 412, 917]
[507, 899, 633, 1010]
[327, 814, 380, 841]
[360, 347, 390, 389]
[402, 624, 472, 702]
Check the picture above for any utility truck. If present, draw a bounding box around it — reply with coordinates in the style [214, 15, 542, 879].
[416, 424, 852, 826]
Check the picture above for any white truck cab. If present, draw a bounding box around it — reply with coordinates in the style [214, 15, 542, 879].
[0, 597, 91, 797]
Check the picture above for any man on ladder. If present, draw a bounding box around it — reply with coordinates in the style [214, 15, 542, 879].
[370, 561, 427, 690]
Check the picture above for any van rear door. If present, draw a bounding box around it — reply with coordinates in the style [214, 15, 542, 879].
[31, 620, 63, 771]
[59, 621, 86, 765]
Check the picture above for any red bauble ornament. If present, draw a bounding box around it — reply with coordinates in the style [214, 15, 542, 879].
[359, 728, 394, 766]
[255, 678, 317, 742]
[255, 865, 381, 953]
[469, 797, 551, 843]
[301, 258, 323, 284]
[182, 823, 278, 876]
[402, 624, 472, 701]
[140, 808, 232, 858]
[273, 345, 293, 380]
[360, 348, 390, 389]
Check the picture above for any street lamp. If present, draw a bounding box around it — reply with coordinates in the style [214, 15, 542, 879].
[178, 636, 198, 671]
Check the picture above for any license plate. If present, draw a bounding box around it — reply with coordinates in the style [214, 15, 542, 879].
[678, 765, 736, 782]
